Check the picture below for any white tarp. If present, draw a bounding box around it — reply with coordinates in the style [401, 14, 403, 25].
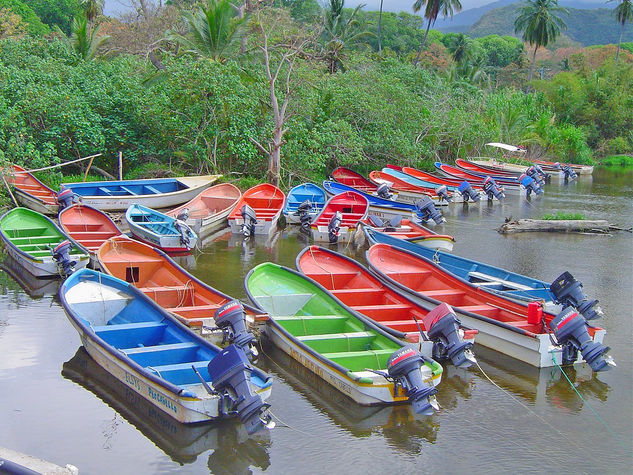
[485, 142, 525, 153]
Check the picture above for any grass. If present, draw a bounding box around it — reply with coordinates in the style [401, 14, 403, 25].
[541, 212, 586, 220]
[600, 155, 633, 168]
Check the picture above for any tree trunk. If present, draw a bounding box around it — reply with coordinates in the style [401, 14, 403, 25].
[378, 0, 383, 56]
[616, 24, 624, 63]
[149, 51, 166, 71]
[528, 44, 538, 82]
[413, 20, 432, 66]
[498, 219, 612, 234]
[267, 127, 282, 187]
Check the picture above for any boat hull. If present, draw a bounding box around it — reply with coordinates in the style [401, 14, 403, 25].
[14, 189, 58, 215]
[0, 239, 88, 277]
[228, 184, 285, 236]
[126, 204, 198, 253]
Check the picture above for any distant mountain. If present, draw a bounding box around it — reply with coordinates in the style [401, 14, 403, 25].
[469, 5, 633, 46]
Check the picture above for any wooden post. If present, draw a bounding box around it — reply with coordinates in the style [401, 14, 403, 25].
[1, 172, 19, 207]
[83, 155, 96, 182]
[118, 152, 123, 180]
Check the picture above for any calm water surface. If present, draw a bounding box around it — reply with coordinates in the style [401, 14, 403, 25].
[1, 168, 631, 474]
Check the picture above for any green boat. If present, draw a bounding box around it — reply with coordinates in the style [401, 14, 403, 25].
[245, 262, 443, 414]
[0, 207, 89, 278]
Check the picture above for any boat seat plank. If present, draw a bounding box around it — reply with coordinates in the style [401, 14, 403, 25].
[93, 321, 168, 332]
[424, 289, 465, 297]
[121, 341, 198, 355]
[165, 304, 220, 313]
[273, 315, 347, 321]
[143, 185, 161, 194]
[119, 186, 137, 196]
[459, 304, 499, 314]
[149, 360, 211, 373]
[297, 331, 374, 341]
[98, 187, 113, 196]
[468, 271, 534, 291]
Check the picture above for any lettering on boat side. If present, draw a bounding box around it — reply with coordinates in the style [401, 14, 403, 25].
[147, 386, 178, 414]
[124, 372, 142, 392]
[290, 349, 353, 396]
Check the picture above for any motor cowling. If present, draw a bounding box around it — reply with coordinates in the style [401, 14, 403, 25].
[328, 211, 342, 243]
[175, 207, 190, 222]
[208, 344, 274, 434]
[295, 200, 313, 230]
[519, 174, 543, 197]
[214, 300, 258, 360]
[376, 183, 392, 200]
[367, 215, 384, 227]
[414, 196, 445, 225]
[57, 187, 79, 212]
[457, 181, 480, 202]
[435, 185, 452, 203]
[562, 164, 578, 181]
[532, 164, 550, 183]
[240, 204, 258, 237]
[482, 176, 505, 201]
[550, 271, 603, 321]
[383, 214, 402, 230]
[52, 240, 76, 277]
[421, 303, 476, 368]
[549, 307, 615, 372]
[386, 347, 438, 415]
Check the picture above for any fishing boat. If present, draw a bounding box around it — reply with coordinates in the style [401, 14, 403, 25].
[125, 204, 198, 253]
[97, 236, 267, 331]
[311, 191, 369, 243]
[0, 207, 89, 278]
[282, 183, 326, 225]
[59, 204, 125, 267]
[368, 170, 465, 204]
[364, 227, 554, 305]
[228, 184, 285, 236]
[59, 268, 274, 432]
[456, 158, 526, 177]
[366, 243, 613, 371]
[433, 162, 519, 185]
[296, 245, 477, 367]
[358, 218, 455, 251]
[166, 184, 241, 239]
[60, 175, 220, 211]
[3, 165, 58, 215]
[379, 167, 475, 197]
[245, 262, 443, 413]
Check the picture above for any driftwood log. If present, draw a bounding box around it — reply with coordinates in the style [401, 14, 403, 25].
[498, 219, 614, 234]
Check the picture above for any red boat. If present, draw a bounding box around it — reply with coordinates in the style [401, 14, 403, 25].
[432, 163, 519, 186]
[366, 243, 611, 370]
[227, 183, 285, 236]
[368, 170, 438, 195]
[395, 166, 482, 189]
[296, 245, 476, 346]
[358, 218, 455, 251]
[456, 159, 521, 178]
[311, 191, 368, 243]
[4, 165, 58, 215]
[330, 167, 379, 193]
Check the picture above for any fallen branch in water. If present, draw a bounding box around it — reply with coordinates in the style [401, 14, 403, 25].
[497, 219, 630, 234]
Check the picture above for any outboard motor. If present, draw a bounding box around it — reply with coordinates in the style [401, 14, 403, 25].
[421, 303, 476, 368]
[519, 173, 543, 197]
[534, 164, 550, 182]
[295, 200, 313, 230]
[562, 164, 578, 181]
[457, 181, 480, 202]
[435, 185, 452, 203]
[386, 347, 438, 415]
[207, 345, 275, 434]
[526, 166, 546, 187]
[414, 196, 445, 225]
[57, 187, 79, 212]
[550, 271, 603, 321]
[367, 215, 384, 227]
[383, 214, 402, 231]
[328, 211, 342, 243]
[214, 300, 258, 360]
[376, 183, 392, 200]
[52, 240, 76, 277]
[549, 307, 615, 372]
[175, 207, 190, 223]
[173, 219, 193, 250]
[482, 176, 505, 201]
[240, 204, 258, 237]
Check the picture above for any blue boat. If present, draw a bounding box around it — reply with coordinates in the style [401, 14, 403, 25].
[282, 183, 327, 225]
[59, 268, 274, 432]
[61, 175, 218, 211]
[381, 167, 461, 194]
[363, 227, 555, 306]
[125, 203, 198, 253]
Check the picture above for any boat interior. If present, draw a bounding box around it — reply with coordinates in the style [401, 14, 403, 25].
[65, 180, 187, 197]
[8, 166, 57, 204]
[60, 207, 121, 251]
[313, 193, 367, 227]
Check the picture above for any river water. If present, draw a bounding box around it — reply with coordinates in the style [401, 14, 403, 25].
[0, 168, 631, 474]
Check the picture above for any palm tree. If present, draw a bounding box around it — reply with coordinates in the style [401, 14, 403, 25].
[169, 0, 246, 62]
[80, 0, 104, 24]
[447, 32, 472, 64]
[610, 0, 633, 62]
[514, 0, 568, 81]
[412, 0, 462, 66]
[69, 13, 109, 61]
[323, 0, 373, 73]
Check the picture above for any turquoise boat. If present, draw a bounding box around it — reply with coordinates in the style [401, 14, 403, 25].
[125, 203, 198, 253]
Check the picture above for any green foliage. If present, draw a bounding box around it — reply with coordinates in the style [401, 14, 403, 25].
[273, 0, 321, 21]
[473, 35, 524, 68]
[600, 154, 633, 166]
[23, 0, 80, 34]
[67, 12, 109, 61]
[541, 212, 585, 220]
[0, 0, 48, 35]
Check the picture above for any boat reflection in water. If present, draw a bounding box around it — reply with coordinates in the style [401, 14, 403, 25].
[62, 347, 271, 470]
[0, 254, 61, 300]
[473, 346, 611, 413]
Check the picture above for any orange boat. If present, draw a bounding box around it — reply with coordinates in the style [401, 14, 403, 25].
[228, 184, 285, 236]
[4, 165, 58, 215]
[97, 236, 267, 330]
[358, 217, 455, 251]
[59, 204, 124, 267]
[166, 183, 241, 239]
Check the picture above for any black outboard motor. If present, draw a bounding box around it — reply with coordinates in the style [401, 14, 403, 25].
[173, 219, 193, 250]
[435, 185, 452, 203]
[386, 347, 438, 415]
[57, 187, 79, 212]
[214, 300, 258, 360]
[295, 200, 313, 230]
[367, 215, 384, 227]
[550, 271, 603, 321]
[526, 166, 546, 187]
[482, 176, 505, 201]
[414, 196, 445, 225]
[240, 204, 258, 237]
[519, 174, 543, 197]
[207, 344, 274, 434]
[383, 214, 402, 230]
[562, 164, 578, 181]
[549, 307, 615, 372]
[328, 211, 342, 243]
[175, 207, 190, 223]
[457, 181, 480, 202]
[52, 240, 76, 277]
[421, 303, 476, 368]
[376, 183, 392, 200]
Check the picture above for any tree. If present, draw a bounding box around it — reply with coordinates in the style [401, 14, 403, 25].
[610, 0, 633, 62]
[23, 0, 81, 34]
[169, 0, 246, 62]
[322, 0, 372, 73]
[514, 0, 568, 81]
[68, 12, 109, 61]
[80, 0, 102, 24]
[377, 0, 383, 55]
[412, 0, 462, 66]
[446, 32, 471, 64]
